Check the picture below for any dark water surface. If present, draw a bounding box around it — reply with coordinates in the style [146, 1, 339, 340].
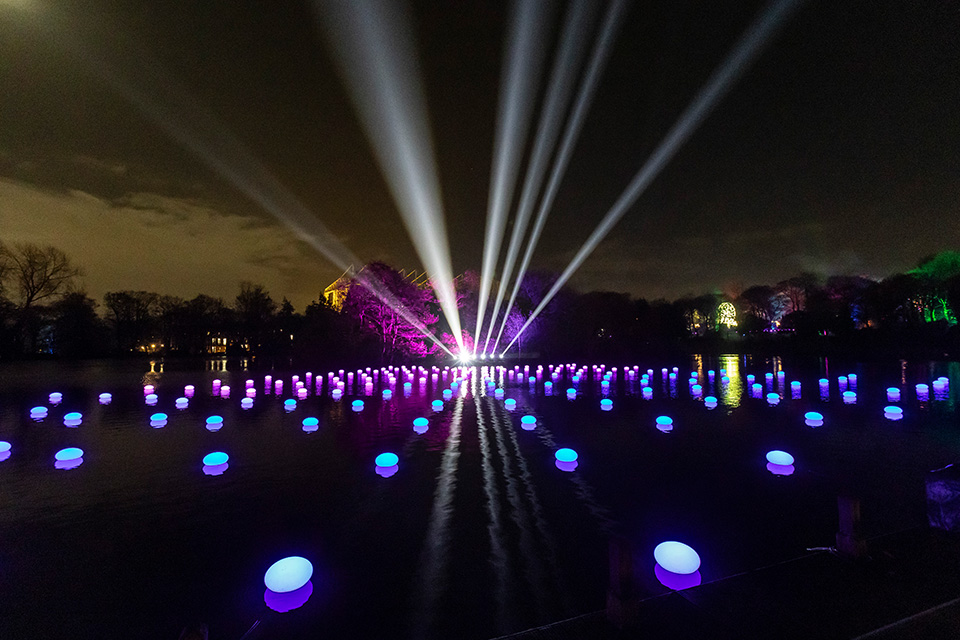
[0, 356, 958, 639]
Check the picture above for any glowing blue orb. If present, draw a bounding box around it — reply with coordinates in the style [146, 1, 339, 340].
[766, 450, 794, 466]
[203, 451, 229, 466]
[284, 399, 297, 407]
[555, 448, 578, 463]
[375, 452, 399, 467]
[176, 397, 189, 409]
[432, 400, 443, 411]
[656, 416, 673, 426]
[352, 400, 364, 409]
[0, 441, 11, 453]
[99, 393, 112, 404]
[241, 397, 254, 410]
[766, 393, 779, 404]
[31, 406, 48, 417]
[206, 415, 224, 425]
[302, 417, 319, 428]
[600, 399, 613, 411]
[382, 389, 392, 399]
[504, 398, 516, 406]
[520, 415, 536, 425]
[804, 411, 823, 421]
[145, 393, 158, 403]
[843, 391, 856, 399]
[654, 541, 700, 575]
[264, 556, 314, 594]
[64, 411, 82, 422]
[150, 413, 168, 422]
[720, 376, 730, 384]
[413, 417, 429, 428]
[704, 396, 717, 405]
[55, 447, 84, 462]
[791, 381, 801, 388]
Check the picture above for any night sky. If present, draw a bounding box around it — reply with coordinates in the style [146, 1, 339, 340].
[1, 0, 958, 311]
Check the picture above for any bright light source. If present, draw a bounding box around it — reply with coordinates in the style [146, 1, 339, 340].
[264, 556, 313, 594]
[654, 541, 700, 575]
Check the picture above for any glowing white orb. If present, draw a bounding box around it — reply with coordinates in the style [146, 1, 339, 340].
[654, 541, 700, 575]
[375, 452, 399, 467]
[555, 448, 578, 463]
[264, 556, 314, 593]
[203, 451, 229, 466]
[55, 447, 84, 461]
[99, 393, 112, 403]
[766, 450, 794, 466]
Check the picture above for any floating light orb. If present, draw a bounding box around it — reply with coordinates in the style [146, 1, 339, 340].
[600, 398, 613, 411]
[884, 406, 903, 420]
[203, 451, 229, 466]
[746, 375, 755, 384]
[494, 388, 504, 398]
[49, 392, 62, 404]
[30, 406, 48, 419]
[766, 450, 794, 466]
[150, 413, 168, 422]
[284, 399, 297, 409]
[566, 388, 576, 399]
[145, 394, 158, 405]
[144, 384, 155, 395]
[654, 541, 700, 575]
[842, 391, 856, 404]
[655, 563, 702, 590]
[642, 387, 653, 399]
[442, 389, 452, 400]
[375, 452, 399, 468]
[184, 385, 195, 397]
[175, 397, 189, 409]
[0, 441, 11, 453]
[691, 384, 703, 396]
[720, 375, 730, 384]
[302, 417, 319, 429]
[264, 556, 314, 594]
[382, 389, 392, 400]
[206, 415, 224, 431]
[766, 392, 780, 405]
[656, 416, 673, 426]
[55, 447, 84, 462]
[99, 393, 112, 404]
[804, 411, 823, 421]
[704, 396, 718, 409]
[555, 448, 578, 463]
[241, 397, 254, 410]
[63, 411, 82, 425]
[332, 389, 343, 400]
[520, 415, 537, 430]
[432, 400, 443, 411]
[297, 388, 308, 400]
[352, 400, 364, 412]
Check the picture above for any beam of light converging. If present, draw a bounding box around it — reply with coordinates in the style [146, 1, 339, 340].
[474, 0, 557, 357]
[501, 0, 807, 355]
[480, 0, 598, 357]
[28, 4, 455, 357]
[313, 0, 464, 353]
[492, 0, 630, 353]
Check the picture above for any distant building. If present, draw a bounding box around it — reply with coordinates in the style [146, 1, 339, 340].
[322, 265, 437, 311]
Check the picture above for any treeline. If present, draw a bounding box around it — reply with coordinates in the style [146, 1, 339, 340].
[2, 241, 959, 363]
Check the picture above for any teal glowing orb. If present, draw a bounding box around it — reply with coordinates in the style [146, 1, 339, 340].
[206, 415, 223, 425]
[302, 417, 319, 427]
[352, 400, 364, 409]
[765, 450, 794, 466]
[203, 451, 229, 466]
[150, 413, 167, 422]
[375, 452, 399, 467]
[656, 416, 673, 426]
[55, 447, 84, 461]
[555, 448, 578, 463]
[804, 412, 823, 421]
[654, 541, 700, 575]
[520, 415, 536, 425]
[413, 417, 429, 428]
[382, 389, 392, 399]
[31, 406, 48, 416]
[264, 556, 313, 593]
[284, 399, 297, 407]
[884, 406, 903, 415]
[600, 399, 613, 410]
[64, 412, 82, 421]
[432, 400, 443, 410]
[0, 441, 11, 453]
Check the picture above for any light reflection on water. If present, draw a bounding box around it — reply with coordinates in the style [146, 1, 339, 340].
[0, 357, 959, 640]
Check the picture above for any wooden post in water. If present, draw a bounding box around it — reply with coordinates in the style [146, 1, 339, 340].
[836, 495, 868, 558]
[607, 535, 640, 627]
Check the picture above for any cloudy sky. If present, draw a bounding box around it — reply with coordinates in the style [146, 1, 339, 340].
[1, 0, 958, 311]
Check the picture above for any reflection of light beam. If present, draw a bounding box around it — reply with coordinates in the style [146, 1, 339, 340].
[412, 396, 464, 638]
[481, 0, 598, 356]
[476, 394, 510, 632]
[314, 0, 463, 352]
[474, 0, 556, 356]
[502, 0, 806, 354]
[29, 4, 453, 356]
[492, 0, 629, 353]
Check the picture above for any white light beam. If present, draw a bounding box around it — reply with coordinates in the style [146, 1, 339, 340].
[492, 0, 629, 353]
[502, 0, 807, 354]
[474, 0, 556, 356]
[314, 0, 464, 353]
[481, 0, 598, 356]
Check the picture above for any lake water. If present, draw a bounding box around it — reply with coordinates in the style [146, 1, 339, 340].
[1, 356, 958, 639]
